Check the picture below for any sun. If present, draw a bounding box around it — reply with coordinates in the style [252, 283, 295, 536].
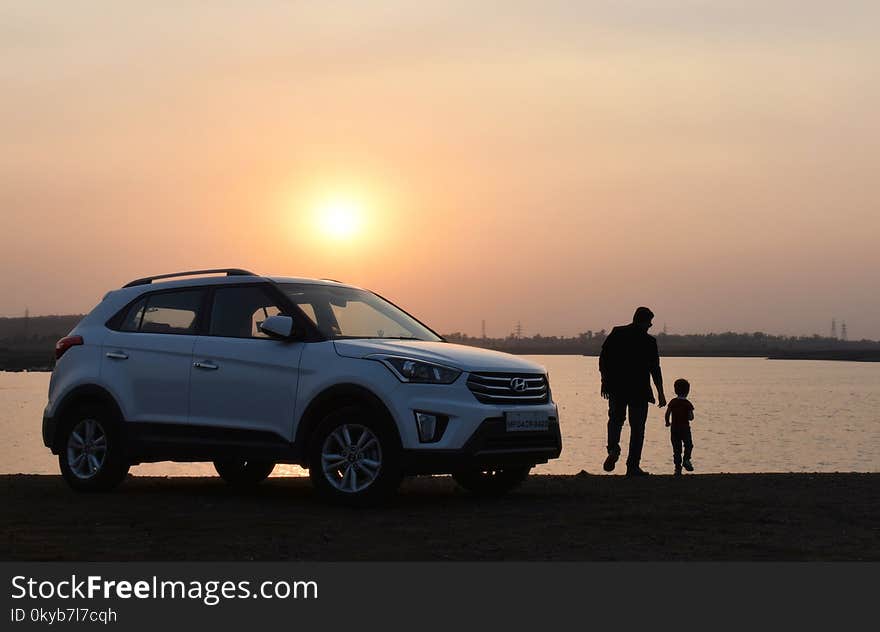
[314, 196, 364, 240]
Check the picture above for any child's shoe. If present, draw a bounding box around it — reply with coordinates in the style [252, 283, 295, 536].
[683, 458, 694, 472]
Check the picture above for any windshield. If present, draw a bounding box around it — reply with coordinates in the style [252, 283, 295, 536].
[280, 283, 442, 342]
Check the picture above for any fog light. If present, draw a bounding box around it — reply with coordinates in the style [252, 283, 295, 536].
[415, 412, 449, 443]
[415, 412, 438, 442]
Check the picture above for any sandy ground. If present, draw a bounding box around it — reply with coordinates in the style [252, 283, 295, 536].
[2, 473, 878, 561]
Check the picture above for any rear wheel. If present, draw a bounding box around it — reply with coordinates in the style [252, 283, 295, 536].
[308, 405, 402, 505]
[453, 465, 532, 496]
[58, 403, 129, 492]
[213, 459, 276, 486]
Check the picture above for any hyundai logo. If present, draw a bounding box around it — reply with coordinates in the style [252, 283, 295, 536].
[509, 377, 528, 392]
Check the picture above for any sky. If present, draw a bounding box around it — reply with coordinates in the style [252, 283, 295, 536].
[2, 1, 879, 339]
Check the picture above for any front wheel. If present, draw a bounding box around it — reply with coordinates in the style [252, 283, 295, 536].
[213, 459, 276, 486]
[453, 465, 532, 496]
[308, 406, 402, 505]
[58, 404, 130, 492]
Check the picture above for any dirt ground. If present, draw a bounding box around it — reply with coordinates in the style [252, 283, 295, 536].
[2, 473, 878, 561]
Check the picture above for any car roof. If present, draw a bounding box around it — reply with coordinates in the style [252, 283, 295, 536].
[266, 276, 353, 287]
[114, 273, 360, 295]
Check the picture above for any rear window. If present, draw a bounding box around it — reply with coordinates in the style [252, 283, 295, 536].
[120, 297, 147, 332]
[114, 290, 204, 335]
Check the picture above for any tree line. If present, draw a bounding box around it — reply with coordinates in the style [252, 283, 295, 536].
[2, 315, 879, 370]
[443, 330, 880, 357]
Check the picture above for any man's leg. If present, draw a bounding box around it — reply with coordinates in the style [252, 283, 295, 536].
[604, 397, 627, 471]
[625, 400, 649, 473]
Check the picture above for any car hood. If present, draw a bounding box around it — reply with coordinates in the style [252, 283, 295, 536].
[333, 339, 547, 373]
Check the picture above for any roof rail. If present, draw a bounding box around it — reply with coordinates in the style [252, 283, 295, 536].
[320, 278, 344, 283]
[122, 268, 257, 288]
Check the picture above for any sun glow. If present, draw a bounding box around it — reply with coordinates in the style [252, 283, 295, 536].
[314, 196, 365, 240]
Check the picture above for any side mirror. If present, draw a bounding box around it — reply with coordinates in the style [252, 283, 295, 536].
[259, 315, 295, 340]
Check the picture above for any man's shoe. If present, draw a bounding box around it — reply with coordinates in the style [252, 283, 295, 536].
[674, 467, 682, 476]
[626, 467, 650, 477]
[603, 449, 620, 472]
[683, 458, 694, 472]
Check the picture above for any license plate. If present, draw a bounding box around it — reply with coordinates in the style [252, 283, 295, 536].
[505, 411, 550, 432]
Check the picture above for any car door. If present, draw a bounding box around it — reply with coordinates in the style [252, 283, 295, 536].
[101, 288, 205, 424]
[188, 284, 304, 441]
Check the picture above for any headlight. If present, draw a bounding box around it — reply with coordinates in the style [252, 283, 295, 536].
[370, 355, 462, 384]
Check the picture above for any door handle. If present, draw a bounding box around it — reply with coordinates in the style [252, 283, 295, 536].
[193, 361, 219, 370]
[105, 351, 129, 360]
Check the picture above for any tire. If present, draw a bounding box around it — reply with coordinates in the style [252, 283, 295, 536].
[58, 403, 130, 492]
[453, 465, 532, 496]
[307, 405, 402, 505]
[213, 459, 276, 486]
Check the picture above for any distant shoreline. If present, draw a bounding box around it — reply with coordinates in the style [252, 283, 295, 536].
[2, 350, 880, 373]
[766, 352, 880, 362]
[3, 313, 880, 370]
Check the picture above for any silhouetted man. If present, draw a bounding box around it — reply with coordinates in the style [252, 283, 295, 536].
[599, 307, 666, 476]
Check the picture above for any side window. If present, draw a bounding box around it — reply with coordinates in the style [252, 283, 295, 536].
[210, 285, 285, 339]
[297, 302, 318, 326]
[140, 290, 204, 334]
[250, 304, 282, 337]
[120, 297, 147, 332]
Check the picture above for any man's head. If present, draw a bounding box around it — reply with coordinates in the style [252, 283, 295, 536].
[632, 306, 654, 332]
[674, 378, 690, 397]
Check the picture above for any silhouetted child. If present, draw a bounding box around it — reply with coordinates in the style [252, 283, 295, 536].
[664, 378, 695, 475]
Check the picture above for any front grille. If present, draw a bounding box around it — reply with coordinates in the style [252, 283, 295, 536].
[466, 372, 549, 405]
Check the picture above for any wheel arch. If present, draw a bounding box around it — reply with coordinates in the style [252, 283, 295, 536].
[51, 384, 125, 451]
[293, 383, 401, 462]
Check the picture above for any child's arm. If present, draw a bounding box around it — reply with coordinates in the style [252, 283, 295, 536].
[688, 400, 694, 421]
[664, 406, 671, 426]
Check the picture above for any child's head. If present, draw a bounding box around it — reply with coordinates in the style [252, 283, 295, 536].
[674, 378, 690, 397]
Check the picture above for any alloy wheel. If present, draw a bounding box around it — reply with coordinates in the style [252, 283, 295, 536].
[66, 418, 108, 480]
[320, 423, 383, 493]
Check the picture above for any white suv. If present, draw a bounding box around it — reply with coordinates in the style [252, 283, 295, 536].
[43, 269, 561, 502]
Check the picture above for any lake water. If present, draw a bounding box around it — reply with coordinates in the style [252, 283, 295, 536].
[2, 356, 878, 476]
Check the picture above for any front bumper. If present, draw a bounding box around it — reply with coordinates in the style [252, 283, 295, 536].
[385, 374, 559, 447]
[400, 416, 562, 475]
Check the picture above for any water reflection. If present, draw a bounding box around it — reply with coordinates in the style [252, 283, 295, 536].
[2, 356, 878, 476]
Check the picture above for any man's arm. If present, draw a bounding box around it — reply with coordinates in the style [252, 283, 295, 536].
[652, 365, 666, 407]
[599, 329, 614, 399]
[650, 337, 666, 407]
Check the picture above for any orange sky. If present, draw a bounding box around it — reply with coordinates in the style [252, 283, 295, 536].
[2, 2, 879, 338]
